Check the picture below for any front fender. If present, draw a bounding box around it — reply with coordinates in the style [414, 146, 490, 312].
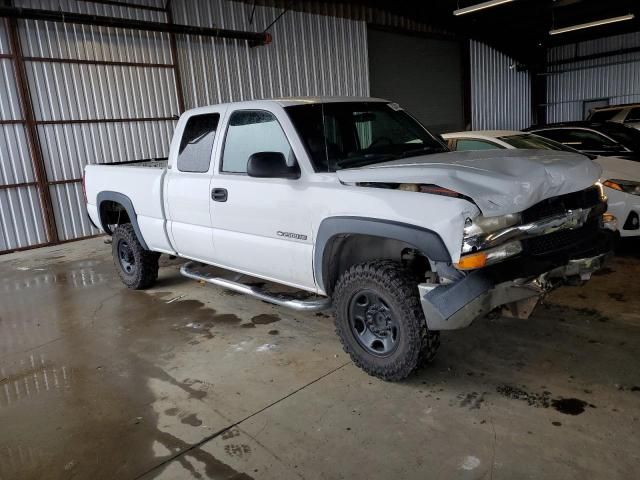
[313, 216, 451, 292]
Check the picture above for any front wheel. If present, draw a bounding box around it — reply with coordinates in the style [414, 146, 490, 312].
[333, 260, 440, 381]
[112, 224, 160, 289]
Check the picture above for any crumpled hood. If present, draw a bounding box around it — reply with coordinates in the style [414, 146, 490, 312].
[337, 149, 602, 217]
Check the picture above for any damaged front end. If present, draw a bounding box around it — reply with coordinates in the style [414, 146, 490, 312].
[419, 185, 615, 330]
[419, 253, 609, 330]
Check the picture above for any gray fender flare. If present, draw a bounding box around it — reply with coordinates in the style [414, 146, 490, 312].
[96, 191, 149, 250]
[313, 216, 452, 292]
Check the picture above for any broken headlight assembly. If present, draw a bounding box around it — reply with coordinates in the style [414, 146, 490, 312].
[455, 241, 523, 270]
[455, 213, 523, 270]
[461, 213, 522, 239]
[603, 179, 640, 196]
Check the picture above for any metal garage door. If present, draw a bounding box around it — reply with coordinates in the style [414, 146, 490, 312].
[17, 0, 180, 243]
[368, 27, 465, 134]
[0, 18, 48, 252]
[0, 0, 181, 253]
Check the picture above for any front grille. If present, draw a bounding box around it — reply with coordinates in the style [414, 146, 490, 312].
[522, 218, 600, 256]
[521, 186, 601, 224]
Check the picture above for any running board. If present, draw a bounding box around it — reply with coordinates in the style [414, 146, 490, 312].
[180, 261, 332, 312]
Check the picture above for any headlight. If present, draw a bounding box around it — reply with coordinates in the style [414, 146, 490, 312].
[603, 179, 640, 196]
[456, 241, 523, 270]
[463, 213, 522, 238]
[461, 212, 523, 259]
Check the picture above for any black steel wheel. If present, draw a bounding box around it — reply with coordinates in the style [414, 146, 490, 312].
[117, 239, 135, 275]
[348, 290, 399, 357]
[333, 260, 440, 381]
[111, 224, 160, 289]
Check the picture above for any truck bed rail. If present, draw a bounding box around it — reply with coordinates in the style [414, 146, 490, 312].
[104, 157, 168, 167]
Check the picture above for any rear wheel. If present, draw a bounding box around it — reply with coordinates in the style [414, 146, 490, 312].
[333, 260, 440, 381]
[112, 224, 159, 289]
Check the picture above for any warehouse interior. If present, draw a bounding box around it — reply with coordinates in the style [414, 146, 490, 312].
[1, 1, 640, 479]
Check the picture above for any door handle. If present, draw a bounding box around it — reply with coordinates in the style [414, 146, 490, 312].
[211, 188, 228, 202]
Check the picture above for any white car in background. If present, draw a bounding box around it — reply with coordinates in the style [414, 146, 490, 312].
[443, 130, 640, 237]
[587, 104, 640, 131]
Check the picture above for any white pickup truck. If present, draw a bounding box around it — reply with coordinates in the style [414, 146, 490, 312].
[84, 97, 613, 381]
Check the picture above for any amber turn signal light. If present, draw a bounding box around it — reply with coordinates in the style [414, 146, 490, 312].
[455, 251, 488, 270]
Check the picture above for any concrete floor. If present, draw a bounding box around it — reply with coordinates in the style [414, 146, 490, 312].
[1, 237, 639, 480]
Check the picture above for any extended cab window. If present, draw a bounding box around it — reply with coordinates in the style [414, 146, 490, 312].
[222, 110, 293, 174]
[455, 139, 501, 151]
[178, 113, 220, 173]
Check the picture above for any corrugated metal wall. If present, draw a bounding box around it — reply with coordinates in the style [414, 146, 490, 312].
[13, 0, 179, 243]
[171, 0, 369, 108]
[546, 32, 640, 123]
[469, 40, 532, 130]
[0, 18, 48, 252]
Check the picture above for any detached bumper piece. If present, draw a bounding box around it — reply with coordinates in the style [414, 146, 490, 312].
[419, 252, 609, 331]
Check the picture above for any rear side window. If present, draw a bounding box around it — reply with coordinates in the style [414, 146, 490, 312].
[625, 107, 640, 123]
[177, 113, 220, 173]
[589, 109, 621, 122]
[454, 139, 502, 151]
[221, 110, 293, 174]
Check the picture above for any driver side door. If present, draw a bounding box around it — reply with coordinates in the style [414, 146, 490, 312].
[209, 109, 315, 291]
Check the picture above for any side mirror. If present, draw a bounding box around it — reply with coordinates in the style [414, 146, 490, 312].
[247, 152, 300, 179]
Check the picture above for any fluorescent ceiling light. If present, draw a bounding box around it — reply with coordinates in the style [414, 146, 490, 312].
[453, 0, 515, 16]
[549, 14, 635, 35]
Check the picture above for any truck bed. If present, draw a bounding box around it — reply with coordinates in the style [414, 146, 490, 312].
[107, 157, 168, 168]
[85, 157, 171, 252]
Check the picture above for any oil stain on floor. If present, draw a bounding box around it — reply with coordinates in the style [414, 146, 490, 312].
[495, 385, 595, 415]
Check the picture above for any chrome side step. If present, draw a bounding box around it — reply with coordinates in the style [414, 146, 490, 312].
[180, 261, 332, 312]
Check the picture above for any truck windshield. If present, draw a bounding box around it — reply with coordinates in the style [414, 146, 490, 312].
[285, 102, 448, 172]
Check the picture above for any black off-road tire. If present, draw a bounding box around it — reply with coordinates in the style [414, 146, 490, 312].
[333, 260, 440, 381]
[112, 224, 160, 289]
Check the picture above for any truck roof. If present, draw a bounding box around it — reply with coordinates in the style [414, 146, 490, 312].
[273, 96, 389, 106]
[184, 96, 389, 115]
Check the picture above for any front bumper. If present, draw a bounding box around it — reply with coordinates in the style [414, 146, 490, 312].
[419, 251, 610, 331]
